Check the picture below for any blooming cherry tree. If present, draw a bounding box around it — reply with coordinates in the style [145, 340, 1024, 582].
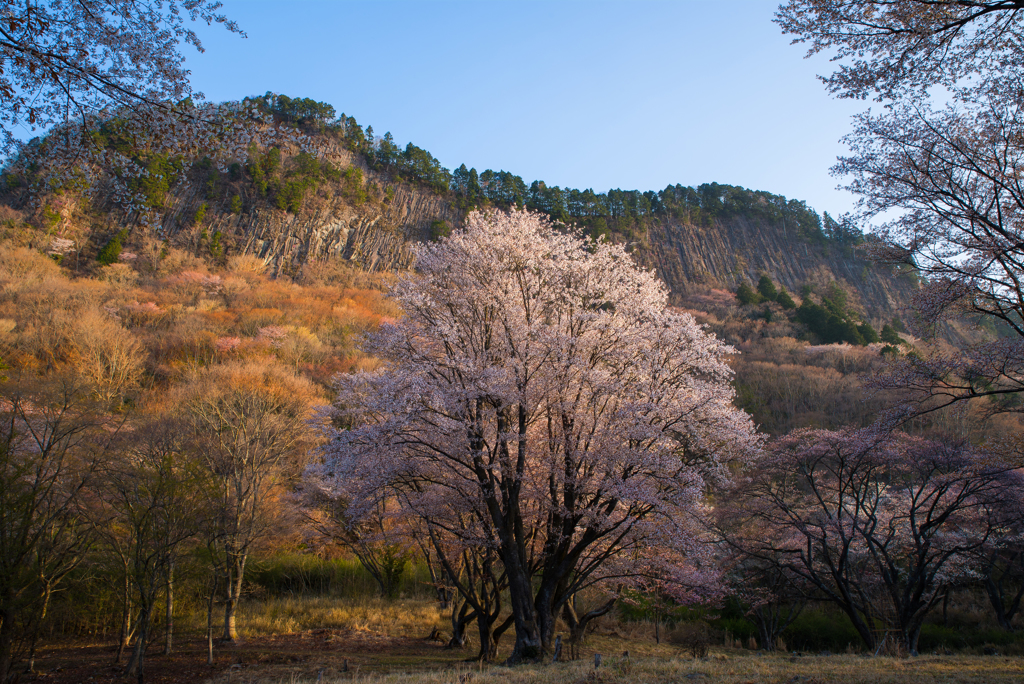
[725, 428, 1021, 654]
[309, 209, 758, 662]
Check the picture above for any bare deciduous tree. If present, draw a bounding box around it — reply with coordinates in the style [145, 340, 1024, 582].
[182, 362, 315, 642]
[0, 375, 114, 680]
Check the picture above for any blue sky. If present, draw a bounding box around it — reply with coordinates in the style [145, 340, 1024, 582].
[187, 0, 866, 217]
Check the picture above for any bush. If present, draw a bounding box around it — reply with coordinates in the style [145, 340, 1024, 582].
[736, 282, 761, 306]
[669, 621, 711, 658]
[918, 624, 1024, 653]
[429, 220, 450, 241]
[881, 323, 903, 346]
[858, 322, 880, 344]
[230, 195, 242, 214]
[193, 203, 208, 226]
[96, 229, 127, 265]
[782, 608, 862, 652]
[757, 274, 777, 302]
[776, 287, 797, 309]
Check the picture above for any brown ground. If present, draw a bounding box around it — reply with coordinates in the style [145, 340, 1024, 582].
[20, 629, 463, 684]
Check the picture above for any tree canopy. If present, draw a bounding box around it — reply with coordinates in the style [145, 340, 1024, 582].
[310, 208, 758, 662]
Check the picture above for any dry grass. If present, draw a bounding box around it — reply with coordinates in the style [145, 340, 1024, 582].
[208, 652, 1024, 684]
[180, 597, 447, 639]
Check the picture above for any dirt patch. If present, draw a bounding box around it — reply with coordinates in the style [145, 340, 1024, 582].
[21, 629, 460, 684]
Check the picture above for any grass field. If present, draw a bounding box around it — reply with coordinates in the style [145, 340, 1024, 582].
[214, 652, 1024, 684]
[28, 593, 1024, 684]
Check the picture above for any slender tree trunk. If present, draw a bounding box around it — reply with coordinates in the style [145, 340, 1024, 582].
[447, 599, 472, 649]
[206, 574, 218, 666]
[116, 573, 133, 664]
[0, 603, 16, 683]
[25, 585, 53, 674]
[477, 612, 497, 662]
[164, 559, 174, 655]
[125, 602, 152, 684]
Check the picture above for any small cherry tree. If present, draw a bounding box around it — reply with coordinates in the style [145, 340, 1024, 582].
[310, 208, 758, 662]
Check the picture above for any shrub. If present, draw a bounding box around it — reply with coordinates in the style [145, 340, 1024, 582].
[192, 203, 208, 226]
[776, 287, 797, 310]
[429, 220, 450, 241]
[782, 608, 862, 652]
[669, 621, 711, 658]
[230, 195, 242, 214]
[881, 323, 903, 346]
[736, 282, 761, 305]
[757, 274, 777, 302]
[96, 229, 127, 265]
[858, 322, 880, 344]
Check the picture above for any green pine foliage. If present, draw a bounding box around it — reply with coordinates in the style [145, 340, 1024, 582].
[858, 322, 880, 344]
[230, 195, 242, 214]
[880, 324, 904, 346]
[736, 282, 762, 306]
[757, 274, 778, 302]
[96, 229, 128, 265]
[429, 220, 451, 241]
[776, 287, 797, 310]
[209, 230, 224, 260]
[796, 285, 874, 346]
[130, 154, 183, 209]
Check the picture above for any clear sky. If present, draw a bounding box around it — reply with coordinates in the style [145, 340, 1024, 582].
[186, 0, 866, 217]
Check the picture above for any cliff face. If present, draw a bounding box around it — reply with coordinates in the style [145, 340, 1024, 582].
[641, 213, 915, 319]
[158, 182, 460, 277]
[38, 149, 913, 320]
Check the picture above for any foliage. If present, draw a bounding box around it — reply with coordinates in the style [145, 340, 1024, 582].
[96, 229, 128, 266]
[775, 0, 1024, 102]
[757, 275, 778, 302]
[776, 287, 797, 310]
[429, 220, 451, 241]
[736, 282, 761, 306]
[795, 285, 871, 346]
[723, 428, 1023, 654]
[0, 0, 243, 158]
[247, 92, 336, 129]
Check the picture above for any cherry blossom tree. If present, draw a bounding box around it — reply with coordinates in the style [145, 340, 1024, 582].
[309, 208, 758, 662]
[0, 1, 287, 223]
[1, 1, 241, 153]
[776, 1, 1024, 101]
[727, 428, 1020, 654]
[778, 1, 1024, 420]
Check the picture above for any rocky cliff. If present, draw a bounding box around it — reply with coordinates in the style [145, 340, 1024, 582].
[11, 145, 914, 321]
[641, 214, 915, 318]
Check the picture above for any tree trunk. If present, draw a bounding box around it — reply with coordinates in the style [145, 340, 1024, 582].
[125, 602, 152, 684]
[477, 612, 497, 662]
[164, 559, 174, 655]
[504, 559, 541, 663]
[533, 581, 559, 656]
[562, 595, 616, 660]
[116, 574, 132, 664]
[223, 552, 246, 642]
[447, 599, 473, 649]
[206, 574, 218, 666]
[0, 604, 15, 683]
